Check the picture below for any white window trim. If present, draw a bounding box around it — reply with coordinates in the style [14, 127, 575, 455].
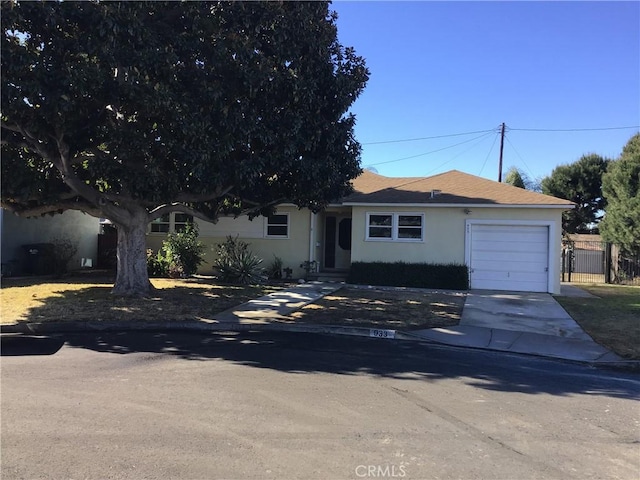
[148, 212, 193, 235]
[365, 212, 425, 242]
[264, 213, 290, 239]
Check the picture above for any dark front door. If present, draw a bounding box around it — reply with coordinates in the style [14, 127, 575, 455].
[324, 215, 352, 270]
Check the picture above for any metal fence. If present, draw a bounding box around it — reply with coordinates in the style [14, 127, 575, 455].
[562, 239, 640, 285]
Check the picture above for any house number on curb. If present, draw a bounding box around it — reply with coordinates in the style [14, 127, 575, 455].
[369, 329, 396, 339]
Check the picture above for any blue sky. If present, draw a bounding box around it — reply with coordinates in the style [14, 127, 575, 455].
[331, 1, 640, 182]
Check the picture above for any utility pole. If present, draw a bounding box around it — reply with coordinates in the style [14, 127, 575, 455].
[498, 122, 505, 182]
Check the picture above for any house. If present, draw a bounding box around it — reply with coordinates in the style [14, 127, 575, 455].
[1, 209, 100, 275]
[147, 170, 574, 294]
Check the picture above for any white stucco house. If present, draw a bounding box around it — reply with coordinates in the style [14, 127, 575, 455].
[147, 170, 574, 294]
[1, 209, 100, 275]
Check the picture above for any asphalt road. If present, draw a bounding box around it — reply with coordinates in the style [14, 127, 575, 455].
[2, 331, 639, 480]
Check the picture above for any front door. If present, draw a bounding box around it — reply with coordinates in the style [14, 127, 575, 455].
[324, 215, 352, 270]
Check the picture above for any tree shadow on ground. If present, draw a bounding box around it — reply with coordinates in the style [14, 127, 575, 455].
[7, 330, 637, 401]
[2, 280, 281, 324]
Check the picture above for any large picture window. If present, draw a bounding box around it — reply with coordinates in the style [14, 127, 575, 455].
[265, 214, 289, 238]
[366, 212, 424, 242]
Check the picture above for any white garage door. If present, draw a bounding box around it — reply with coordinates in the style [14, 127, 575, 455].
[469, 224, 549, 292]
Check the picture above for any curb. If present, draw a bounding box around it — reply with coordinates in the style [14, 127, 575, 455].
[1, 320, 413, 340]
[2, 321, 638, 371]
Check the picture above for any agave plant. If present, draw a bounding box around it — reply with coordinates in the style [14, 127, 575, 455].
[213, 236, 265, 284]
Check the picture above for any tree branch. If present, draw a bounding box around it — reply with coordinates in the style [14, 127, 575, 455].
[148, 203, 221, 224]
[1, 199, 103, 219]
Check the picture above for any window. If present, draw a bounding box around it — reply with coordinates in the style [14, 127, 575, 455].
[174, 213, 194, 232]
[265, 214, 289, 238]
[366, 212, 424, 242]
[368, 214, 392, 238]
[150, 213, 170, 233]
[149, 212, 193, 234]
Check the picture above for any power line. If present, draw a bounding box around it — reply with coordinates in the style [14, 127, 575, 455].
[368, 131, 496, 167]
[361, 128, 498, 145]
[504, 135, 536, 180]
[424, 131, 498, 176]
[509, 125, 639, 132]
[478, 132, 500, 177]
[362, 125, 639, 147]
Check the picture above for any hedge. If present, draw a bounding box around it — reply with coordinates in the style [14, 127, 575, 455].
[346, 261, 469, 290]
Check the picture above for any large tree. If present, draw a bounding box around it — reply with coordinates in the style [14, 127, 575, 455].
[600, 134, 640, 255]
[541, 154, 610, 234]
[1, 1, 369, 295]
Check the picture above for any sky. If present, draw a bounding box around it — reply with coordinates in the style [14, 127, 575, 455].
[330, 1, 640, 182]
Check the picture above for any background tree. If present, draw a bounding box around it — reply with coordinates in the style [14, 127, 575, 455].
[504, 166, 526, 188]
[1, 1, 369, 296]
[504, 166, 542, 191]
[541, 154, 610, 234]
[600, 134, 640, 255]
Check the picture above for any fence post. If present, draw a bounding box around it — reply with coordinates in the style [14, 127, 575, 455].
[605, 242, 612, 284]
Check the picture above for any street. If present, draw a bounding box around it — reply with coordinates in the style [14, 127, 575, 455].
[2, 331, 639, 480]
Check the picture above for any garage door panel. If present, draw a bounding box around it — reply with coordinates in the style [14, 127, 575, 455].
[472, 260, 548, 273]
[471, 278, 549, 292]
[472, 242, 546, 255]
[469, 224, 549, 293]
[472, 248, 548, 261]
[473, 230, 548, 242]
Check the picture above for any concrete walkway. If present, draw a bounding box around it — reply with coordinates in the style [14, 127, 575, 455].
[213, 282, 343, 323]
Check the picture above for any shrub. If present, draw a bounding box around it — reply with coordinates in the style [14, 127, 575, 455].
[147, 249, 169, 277]
[51, 237, 78, 277]
[146, 223, 206, 277]
[347, 262, 469, 290]
[266, 255, 283, 279]
[162, 223, 206, 276]
[213, 236, 264, 284]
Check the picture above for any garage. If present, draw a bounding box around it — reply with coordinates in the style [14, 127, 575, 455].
[468, 223, 550, 292]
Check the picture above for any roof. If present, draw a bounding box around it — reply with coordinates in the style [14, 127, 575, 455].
[343, 170, 574, 208]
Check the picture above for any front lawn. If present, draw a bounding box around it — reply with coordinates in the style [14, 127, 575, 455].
[555, 285, 640, 360]
[284, 286, 465, 330]
[0, 275, 465, 331]
[0, 274, 285, 324]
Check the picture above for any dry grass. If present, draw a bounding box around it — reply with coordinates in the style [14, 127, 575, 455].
[284, 286, 465, 330]
[555, 284, 640, 360]
[1, 274, 465, 331]
[1, 274, 285, 324]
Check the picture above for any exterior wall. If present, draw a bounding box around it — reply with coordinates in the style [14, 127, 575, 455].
[1, 209, 100, 274]
[146, 206, 312, 278]
[350, 205, 564, 294]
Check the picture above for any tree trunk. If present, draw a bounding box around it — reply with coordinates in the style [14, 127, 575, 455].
[112, 216, 154, 296]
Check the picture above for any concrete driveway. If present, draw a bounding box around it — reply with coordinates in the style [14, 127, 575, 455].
[412, 287, 622, 363]
[460, 290, 592, 340]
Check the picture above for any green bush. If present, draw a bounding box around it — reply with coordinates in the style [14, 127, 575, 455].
[266, 255, 283, 279]
[163, 224, 206, 276]
[146, 223, 206, 277]
[146, 249, 169, 278]
[347, 262, 469, 290]
[213, 236, 264, 284]
[51, 237, 78, 277]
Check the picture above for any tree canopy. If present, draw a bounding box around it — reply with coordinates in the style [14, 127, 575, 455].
[541, 154, 610, 234]
[600, 134, 640, 255]
[1, 1, 369, 295]
[504, 167, 526, 189]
